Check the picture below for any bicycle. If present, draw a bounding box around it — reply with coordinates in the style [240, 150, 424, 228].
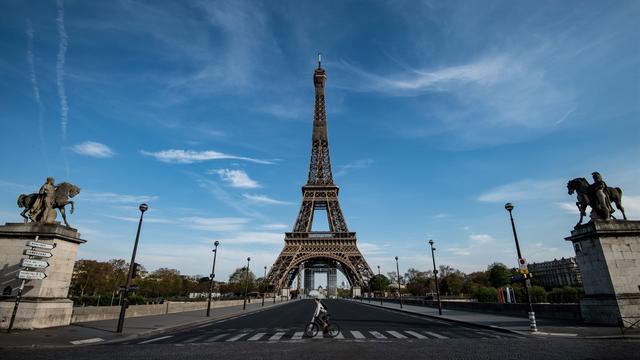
[304, 314, 340, 338]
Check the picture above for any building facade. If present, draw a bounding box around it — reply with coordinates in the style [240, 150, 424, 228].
[528, 257, 582, 289]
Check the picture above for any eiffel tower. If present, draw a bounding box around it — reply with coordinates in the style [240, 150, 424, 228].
[267, 55, 374, 297]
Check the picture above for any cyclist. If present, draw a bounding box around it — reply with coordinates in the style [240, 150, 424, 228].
[313, 297, 329, 334]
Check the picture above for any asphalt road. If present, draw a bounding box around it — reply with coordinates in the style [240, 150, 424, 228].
[4, 299, 639, 359]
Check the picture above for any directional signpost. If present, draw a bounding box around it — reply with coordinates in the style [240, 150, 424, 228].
[7, 236, 55, 333]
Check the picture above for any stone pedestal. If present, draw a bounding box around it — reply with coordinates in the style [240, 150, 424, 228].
[0, 222, 86, 329]
[565, 220, 640, 325]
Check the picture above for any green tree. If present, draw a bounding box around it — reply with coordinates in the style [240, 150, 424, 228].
[529, 285, 548, 303]
[487, 263, 510, 288]
[474, 286, 498, 302]
[228, 267, 256, 295]
[368, 274, 390, 292]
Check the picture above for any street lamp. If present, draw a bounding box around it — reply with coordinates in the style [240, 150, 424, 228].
[429, 239, 443, 315]
[206, 241, 220, 317]
[116, 203, 148, 333]
[395, 256, 403, 309]
[243, 257, 251, 310]
[505, 203, 538, 332]
[377, 265, 383, 306]
[262, 266, 267, 307]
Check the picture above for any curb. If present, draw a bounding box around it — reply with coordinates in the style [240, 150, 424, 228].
[0, 300, 296, 349]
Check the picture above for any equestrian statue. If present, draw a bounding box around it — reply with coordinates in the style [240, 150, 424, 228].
[567, 171, 627, 227]
[17, 177, 81, 227]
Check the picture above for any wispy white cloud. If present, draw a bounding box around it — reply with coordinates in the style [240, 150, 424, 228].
[181, 217, 249, 232]
[141, 149, 274, 165]
[242, 193, 293, 205]
[105, 215, 175, 224]
[469, 234, 495, 244]
[262, 223, 289, 230]
[56, 0, 69, 142]
[211, 169, 260, 189]
[556, 202, 577, 214]
[25, 18, 48, 165]
[82, 191, 159, 204]
[213, 231, 283, 245]
[72, 141, 114, 158]
[334, 159, 374, 177]
[478, 179, 562, 202]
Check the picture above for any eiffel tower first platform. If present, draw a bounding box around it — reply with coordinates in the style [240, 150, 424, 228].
[266, 56, 374, 297]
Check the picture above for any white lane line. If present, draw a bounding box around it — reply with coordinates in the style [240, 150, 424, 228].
[138, 335, 173, 344]
[369, 331, 387, 339]
[313, 331, 324, 339]
[206, 333, 229, 342]
[247, 332, 266, 341]
[424, 331, 449, 339]
[269, 332, 286, 341]
[334, 332, 344, 339]
[69, 338, 104, 345]
[291, 331, 304, 340]
[184, 335, 205, 343]
[387, 330, 408, 339]
[350, 330, 366, 339]
[405, 330, 428, 339]
[225, 333, 249, 342]
[475, 331, 500, 338]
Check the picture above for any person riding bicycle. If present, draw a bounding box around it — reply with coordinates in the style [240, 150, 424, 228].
[313, 297, 329, 334]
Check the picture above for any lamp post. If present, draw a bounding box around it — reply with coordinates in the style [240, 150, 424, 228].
[377, 265, 383, 306]
[262, 266, 267, 307]
[395, 256, 403, 309]
[116, 203, 148, 333]
[243, 257, 251, 310]
[428, 239, 443, 315]
[505, 203, 538, 332]
[206, 241, 220, 317]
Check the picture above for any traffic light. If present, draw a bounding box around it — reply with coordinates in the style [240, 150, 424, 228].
[132, 262, 142, 278]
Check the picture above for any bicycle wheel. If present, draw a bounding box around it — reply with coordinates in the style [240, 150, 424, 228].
[304, 322, 319, 337]
[327, 323, 340, 338]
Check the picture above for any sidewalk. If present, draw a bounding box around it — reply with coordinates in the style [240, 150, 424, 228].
[353, 299, 640, 339]
[0, 299, 292, 348]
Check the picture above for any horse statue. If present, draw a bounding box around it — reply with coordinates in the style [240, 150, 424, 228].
[17, 182, 81, 227]
[567, 176, 626, 226]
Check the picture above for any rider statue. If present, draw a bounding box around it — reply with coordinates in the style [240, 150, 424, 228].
[587, 172, 614, 220]
[30, 177, 57, 223]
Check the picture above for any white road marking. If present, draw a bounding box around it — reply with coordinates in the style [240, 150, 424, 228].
[70, 338, 104, 345]
[138, 335, 173, 344]
[269, 332, 286, 341]
[369, 331, 387, 339]
[225, 333, 248, 342]
[387, 330, 407, 339]
[405, 330, 428, 339]
[475, 331, 500, 338]
[313, 331, 324, 339]
[291, 331, 304, 340]
[334, 332, 344, 339]
[424, 331, 449, 339]
[350, 330, 366, 339]
[247, 332, 266, 341]
[184, 335, 205, 343]
[206, 333, 229, 342]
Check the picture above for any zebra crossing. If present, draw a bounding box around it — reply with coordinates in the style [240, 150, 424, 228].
[136, 328, 522, 344]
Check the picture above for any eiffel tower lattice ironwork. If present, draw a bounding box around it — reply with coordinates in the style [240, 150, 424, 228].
[267, 55, 374, 293]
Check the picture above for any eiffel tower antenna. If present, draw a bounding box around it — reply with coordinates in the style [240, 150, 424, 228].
[266, 57, 374, 298]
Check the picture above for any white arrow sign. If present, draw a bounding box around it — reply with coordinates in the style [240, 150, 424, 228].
[24, 249, 53, 258]
[27, 241, 55, 250]
[17, 270, 47, 280]
[21, 258, 49, 269]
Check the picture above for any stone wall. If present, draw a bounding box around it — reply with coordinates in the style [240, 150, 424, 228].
[70, 300, 246, 323]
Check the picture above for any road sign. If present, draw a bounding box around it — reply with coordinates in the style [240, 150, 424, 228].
[26, 241, 55, 250]
[518, 258, 527, 271]
[24, 249, 53, 258]
[17, 270, 47, 280]
[21, 258, 49, 269]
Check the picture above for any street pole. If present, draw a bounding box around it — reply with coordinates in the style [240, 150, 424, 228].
[505, 203, 538, 332]
[206, 241, 220, 317]
[243, 257, 251, 310]
[7, 279, 26, 333]
[378, 265, 383, 306]
[116, 203, 148, 333]
[395, 256, 403, 309]
[262, 266, 267, 307]
[429, 239, 443, 315]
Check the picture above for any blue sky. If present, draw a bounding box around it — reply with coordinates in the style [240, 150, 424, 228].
[1, 1, 639, 284]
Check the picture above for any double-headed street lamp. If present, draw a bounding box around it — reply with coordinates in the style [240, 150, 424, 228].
[428, 239, 443, 315]
[505, 203, 538, 332]
[116, 203, 148, 333]
[262, 266, 267, 307]
[395, 256, 403, 309]
[243, 257, 251, 310]
[206, 241, 220, 317]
